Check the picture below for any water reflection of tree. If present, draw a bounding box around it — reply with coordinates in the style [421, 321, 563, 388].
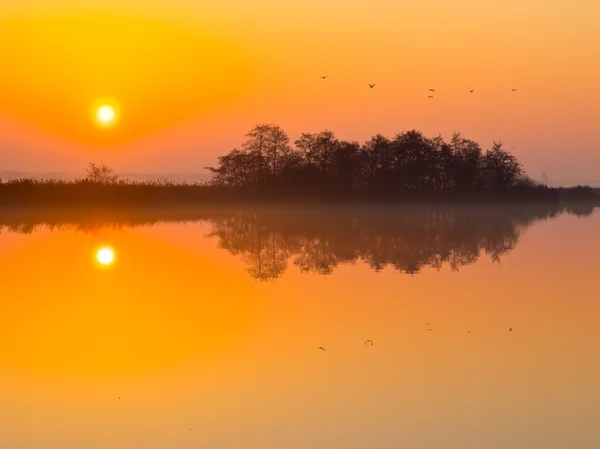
[209, 205, 594, 280]
[214, 214, 292, 280]
[1, 204, 596, 280]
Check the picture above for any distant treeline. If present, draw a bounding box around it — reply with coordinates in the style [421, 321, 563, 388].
[0, 125, 597, 206]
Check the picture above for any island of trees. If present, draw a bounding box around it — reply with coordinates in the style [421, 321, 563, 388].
[208, 124, 532, 193]
[0, 124, 597, 206]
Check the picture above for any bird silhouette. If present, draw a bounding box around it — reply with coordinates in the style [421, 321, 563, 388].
[427, 95, 434, 99]
[369, 84, 376, 88]
[365, 340, 374, 346]
[426, 328, 433, 332]
[509, 328, 514, 332]
[470, 90, 474, 93]
[424, 323, 431, 326]
[468, 330, 471, 334]
[321, 76, 328, 79]
[318, 346, 326, 351]
[428, 89, 435, 92]
[512, 88, 517, 91]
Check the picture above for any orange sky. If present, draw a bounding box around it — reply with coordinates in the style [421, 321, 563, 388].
[0, 0, 599, 182]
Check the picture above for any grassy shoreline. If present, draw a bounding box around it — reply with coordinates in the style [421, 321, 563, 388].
[0, 178, 598, 208]
[0, 181, 597, 236]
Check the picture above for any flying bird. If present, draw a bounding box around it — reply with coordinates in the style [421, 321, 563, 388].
[512, 88, 517, 91]
[369, 84, 376, 88]
[428, 89, 435, 92]
[427, 95, 434, 99]
[470, 90, 474, 93]
[426, 328, 433, 332]
[509, 328, 514, 332]
[321, 76, 328, 79]
[318, 346, 326, 351]
[365, 340, 374, 346]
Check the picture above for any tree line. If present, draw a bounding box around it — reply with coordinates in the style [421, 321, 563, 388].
[206, 124, 533, 195]
[1, 126, 596, 206]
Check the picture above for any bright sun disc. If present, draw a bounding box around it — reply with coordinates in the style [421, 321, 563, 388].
[96, 247, 115, 266]
[96, 105, 116, 126]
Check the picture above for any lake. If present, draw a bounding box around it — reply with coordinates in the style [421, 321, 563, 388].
[1, 204, 599, 449]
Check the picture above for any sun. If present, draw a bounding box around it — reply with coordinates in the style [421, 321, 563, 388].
[92, 99, 120, 128]
[96, 247, 116, 266]
[97, 105, 115, 124]
[96, 105, 116, 126]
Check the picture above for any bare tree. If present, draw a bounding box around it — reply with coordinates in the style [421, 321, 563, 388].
[265, 125, 292, 177]
[242, 124, 270, 185]
[85, 162, 118, 184]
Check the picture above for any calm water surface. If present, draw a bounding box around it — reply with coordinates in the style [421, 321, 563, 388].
[1, 205, 599, 449]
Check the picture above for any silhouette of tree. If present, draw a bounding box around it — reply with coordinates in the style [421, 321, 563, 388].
[85, 162, 118, 184]
[205, 124, 292, 189]
[264, 125, 292, 178]
[242, 124, 270, 186]
[390, 130, 438, 190]
[294, 132, 319, 166]
[205, 149, 256, 187]
[294, 130, 340, 179]
[448, 133, 483, 190]
[360, 134, 394, 190]
[480, 142, 523, 189]
[243, 124, 292, 185]
[330, 140, 364, 190]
